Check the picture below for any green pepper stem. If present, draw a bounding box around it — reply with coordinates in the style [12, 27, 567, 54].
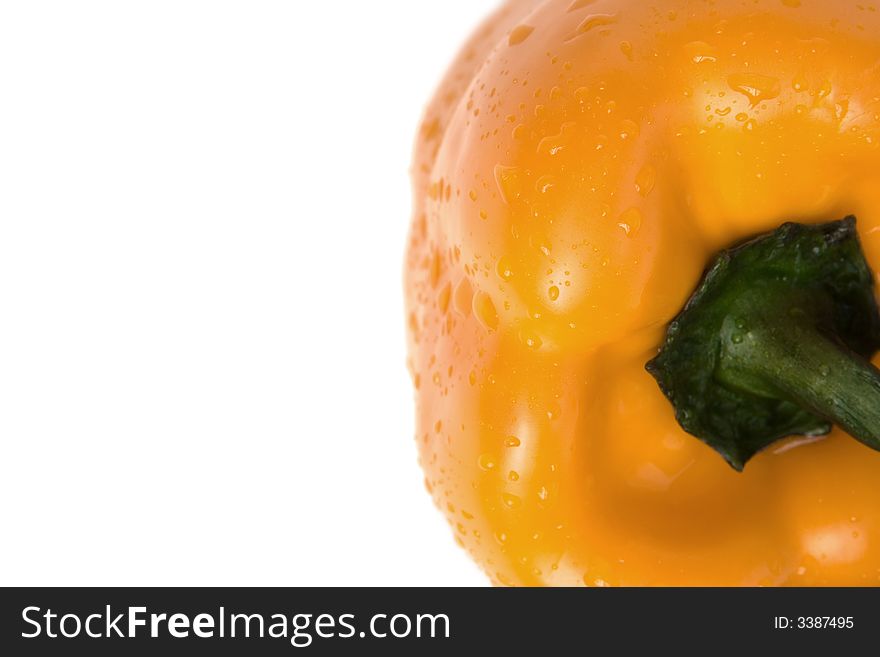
[646, 218, 880, 469]
[721, 316, 880, 452]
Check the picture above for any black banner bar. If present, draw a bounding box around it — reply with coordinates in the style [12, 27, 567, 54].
[0, 587, 875, 655]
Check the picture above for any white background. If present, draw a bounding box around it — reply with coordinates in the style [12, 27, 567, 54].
[0, 0, 498, 586]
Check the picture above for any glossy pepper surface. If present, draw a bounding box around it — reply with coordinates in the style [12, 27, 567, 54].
[404, 0, 880, 585]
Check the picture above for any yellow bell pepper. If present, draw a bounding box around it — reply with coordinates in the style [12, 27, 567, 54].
[404, 0, 880, 585]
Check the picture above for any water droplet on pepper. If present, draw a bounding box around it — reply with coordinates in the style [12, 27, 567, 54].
[508, 25, 534, 46]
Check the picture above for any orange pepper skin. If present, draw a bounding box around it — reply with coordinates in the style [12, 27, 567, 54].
[405, 0, 880, 586]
